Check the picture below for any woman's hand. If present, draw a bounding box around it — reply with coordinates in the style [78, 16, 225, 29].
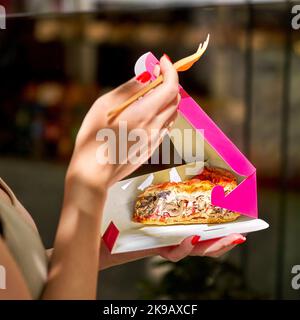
[66, 54, 180, 197]
[44, 55, 180, 299]
[99, 234, 246, 270]
[158, 234, 246, 262]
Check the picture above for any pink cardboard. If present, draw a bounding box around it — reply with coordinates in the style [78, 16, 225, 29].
[136, 52, 258, 218]
[102, 221, 119, 252]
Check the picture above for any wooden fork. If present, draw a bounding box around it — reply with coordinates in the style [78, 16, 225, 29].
[107, 34, 210, 121]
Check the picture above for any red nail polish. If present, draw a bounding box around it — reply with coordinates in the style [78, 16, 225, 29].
[136, 71, 151, 83]
[232, 237, 246, 245]
[191, 235, 201, 245]
[163, 53, 172, 62]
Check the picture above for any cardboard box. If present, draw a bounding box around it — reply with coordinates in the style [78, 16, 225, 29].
[101, 52, 269, 254]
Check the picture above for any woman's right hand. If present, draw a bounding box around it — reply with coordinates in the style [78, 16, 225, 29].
[45, 55, 180, 299]
[66, 54, 180, 197]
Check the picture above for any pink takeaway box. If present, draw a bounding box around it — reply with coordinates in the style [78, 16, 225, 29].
[101, 52, 269, 254]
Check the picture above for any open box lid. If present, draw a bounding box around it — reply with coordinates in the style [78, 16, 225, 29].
[135, 51, 258, 219]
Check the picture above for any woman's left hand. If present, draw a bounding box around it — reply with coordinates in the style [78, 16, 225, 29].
[158, 233, 246, 262]
[100, 233, 246, 270]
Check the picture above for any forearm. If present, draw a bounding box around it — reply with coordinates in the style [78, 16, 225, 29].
[42, 177, 107, 300]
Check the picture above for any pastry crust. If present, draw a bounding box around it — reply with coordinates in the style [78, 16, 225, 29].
[133, 167, 240, 225]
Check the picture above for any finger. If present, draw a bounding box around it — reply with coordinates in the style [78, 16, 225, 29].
[159, 235, 200, 262]
[164, 102, 179, 130]
[107, 73, 151, 106]
[130, 55, 179, 115]
[204, 244, 237, 258]
[142, 65, 161, 98]
[191, 241, 237, 259]
[190, 234, 246, 257]
[167, 112, 178, 129]
[122, 90, 179, 131]
[154, 93, 181, 128]
[148, 95, 180, 150]
[116, 93, 179, 164]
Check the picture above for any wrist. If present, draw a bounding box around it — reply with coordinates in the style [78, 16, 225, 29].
[63, 170, 108, 217]
[65, 161, 110, 194]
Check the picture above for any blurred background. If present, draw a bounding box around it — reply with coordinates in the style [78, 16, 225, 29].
[0, 0, 300, 299]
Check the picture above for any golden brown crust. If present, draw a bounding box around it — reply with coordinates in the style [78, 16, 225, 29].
[133, 167, 240, 225]
[194, 167, 237, 186]
[140, 167, 237, 196]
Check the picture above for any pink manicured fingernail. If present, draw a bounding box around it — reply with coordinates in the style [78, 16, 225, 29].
[136, 71, 151, 83]
[231, 237, 246, 245]
[191, 235, 201, 245]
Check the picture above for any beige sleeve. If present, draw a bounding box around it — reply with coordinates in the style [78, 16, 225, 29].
[0, 178, 38, 232]
[0, 237, 32, 299]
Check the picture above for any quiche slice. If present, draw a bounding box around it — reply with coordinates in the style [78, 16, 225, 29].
[133, 167, 240, 225]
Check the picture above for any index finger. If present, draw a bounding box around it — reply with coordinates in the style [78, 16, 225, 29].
[130, 55, 179, 115]
[191, 234, 246, 256]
